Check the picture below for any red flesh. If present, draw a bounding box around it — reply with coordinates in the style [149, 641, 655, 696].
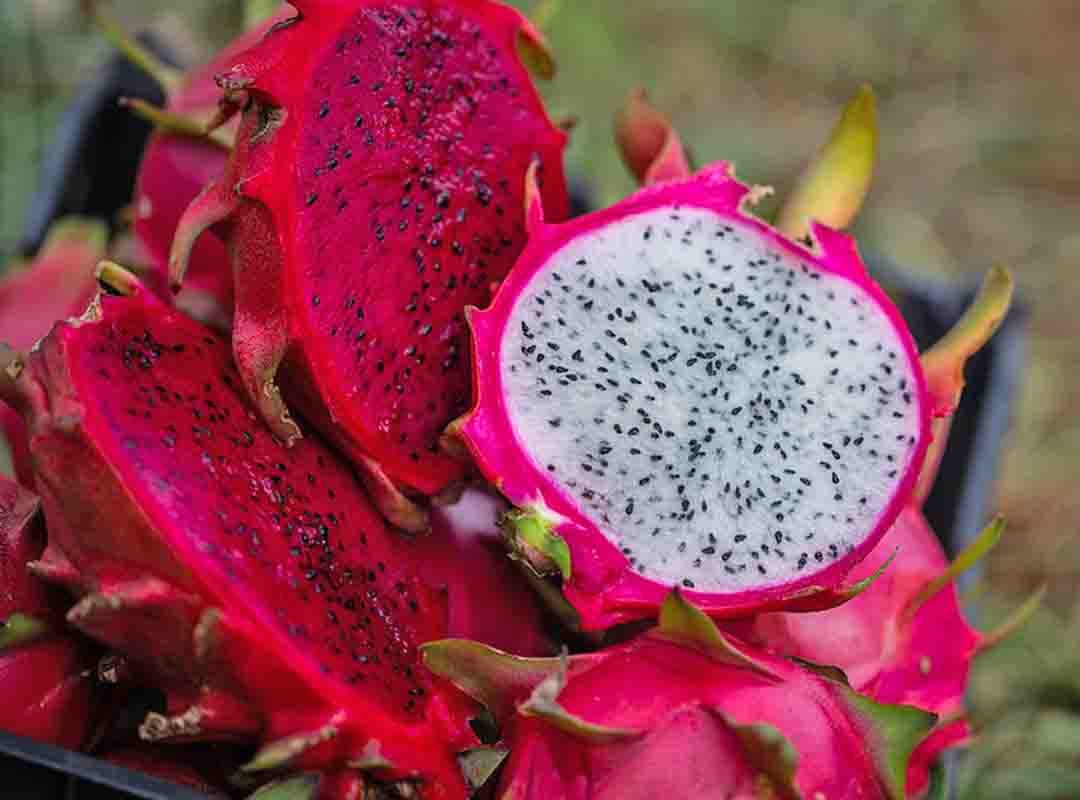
[175, 0, 569, 504]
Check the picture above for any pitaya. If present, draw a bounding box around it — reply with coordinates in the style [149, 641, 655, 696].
[730, 267, 1020, 796]
[169, 0, 570, 530]
[453, 148, 936, 628]
[84, 0, 288, 328]
[0, 263, 496, 799]
[0, 217, 108, 486]
[424, 590, 938, 799]
[0, 474, 98, 749]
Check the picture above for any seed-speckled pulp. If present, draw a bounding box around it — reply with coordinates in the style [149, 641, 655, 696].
[69, 299, 441, 719]
[502, 207, 922, 592]
[295, 3, 566, 476]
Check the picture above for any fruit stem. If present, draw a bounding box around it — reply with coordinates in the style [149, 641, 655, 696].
[82, 1, 183, 95]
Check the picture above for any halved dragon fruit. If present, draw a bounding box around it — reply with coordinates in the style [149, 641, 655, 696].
[0, 264, 496, 798]
[730, 267, 1023, 796]
[0, 474, 99, 749]
[0, 217, 108, 486]
[454, 157, 933, 629]
[425, 591, 937, 799]
[170, 0, 570, 530]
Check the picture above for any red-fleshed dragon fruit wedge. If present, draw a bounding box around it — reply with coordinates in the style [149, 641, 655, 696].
[455, 151, 933, 628]
[0, 474, 98, 749]
[0, 263, 496, 799]
[170, 0, 570, 530]
[424, 591, 938, 799]
[0, 217, 108, 486]
[84, 1, 290, 329]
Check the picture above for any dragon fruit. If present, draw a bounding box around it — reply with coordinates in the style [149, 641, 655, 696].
[729, 266, 1017, 796]
[0, 217, 108, 486]
[85, 1, 290, 328]
[0, 474, 98, 749]
[454, 151, 936, 629]
[424, 590, 938, 799]
[169, 0, 570, 530]
[0, 263, 497, 799]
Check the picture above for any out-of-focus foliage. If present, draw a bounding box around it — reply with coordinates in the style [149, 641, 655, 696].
[1, 2, 1076, 796]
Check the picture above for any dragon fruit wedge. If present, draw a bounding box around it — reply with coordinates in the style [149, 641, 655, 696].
[170, 0, 570, 531]
[85, 0, 291, 329]
[0, 217, 108, 486]
[424, 590, 937, 800]
[0, 474, 99, 749]
[0, 263, 497, 799]
[453, 156, 934, 630]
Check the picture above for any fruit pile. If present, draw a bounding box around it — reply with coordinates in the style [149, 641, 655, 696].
[0, 2, 1036, 798]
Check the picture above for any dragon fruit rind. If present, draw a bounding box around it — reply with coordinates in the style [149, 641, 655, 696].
[0, 264, 489, 798]
[170, 0, 570, 530]
[455, 162, 932, 629]
[424, 591, 937, 800]
[0, 474, 98, 749]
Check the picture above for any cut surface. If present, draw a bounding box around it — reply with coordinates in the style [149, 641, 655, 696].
[292, 3, 567, 482]
[500, 205, 923, 593]
[222, 0, 569, 495]
[63, 297, 446, 719]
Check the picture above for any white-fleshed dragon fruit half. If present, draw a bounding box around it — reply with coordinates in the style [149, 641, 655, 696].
[452, 159, 934, 630]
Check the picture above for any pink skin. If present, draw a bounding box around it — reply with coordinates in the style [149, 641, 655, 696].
[172, 0, 569, 506]
[0, 219, 106, 486]
[731, 507, 979, 797]
[2, 283, 481, 798]
[489, 632, 919, 800]
[504, 708, 762, 800]
[461, 163, 931, 629]
[419, 489, 552, 656]
[0, 476, 98, 749]
[735, 508, 980, 711]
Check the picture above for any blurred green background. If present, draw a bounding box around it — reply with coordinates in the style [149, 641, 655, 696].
[1, 1, 1077, 796]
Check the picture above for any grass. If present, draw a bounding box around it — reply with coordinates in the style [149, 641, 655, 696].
[2, 1, 1078, 796]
